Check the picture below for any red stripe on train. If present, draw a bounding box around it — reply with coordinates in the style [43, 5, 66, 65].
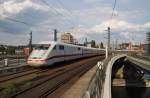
[28, 53, 104, 62]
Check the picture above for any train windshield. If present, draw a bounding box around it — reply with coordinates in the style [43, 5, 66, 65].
[34, 44, 50, 50]
[29, 44, 50, 59]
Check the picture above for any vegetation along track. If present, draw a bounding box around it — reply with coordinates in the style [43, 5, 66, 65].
[0, 69, 39, 82]
[0, 67, 64, 98]
[0, 68, 49, 89]
[0, 66, 35, 77]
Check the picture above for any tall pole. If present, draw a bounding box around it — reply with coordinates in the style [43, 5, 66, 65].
[54, 29, 57, 41]
[29, 31, 32, 54]
[105, 45, 108, 59]
[108, 27, 110, 50]
[115, 39, 118, 50]
[85, 38, 87, 46]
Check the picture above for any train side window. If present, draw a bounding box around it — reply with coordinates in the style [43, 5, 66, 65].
[78, 47, 81, 50]
[59, 45, 64, 50]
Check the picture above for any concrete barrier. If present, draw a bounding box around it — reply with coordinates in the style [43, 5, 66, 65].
[127, 56, 150, 71]
[102, 54, 126, 98]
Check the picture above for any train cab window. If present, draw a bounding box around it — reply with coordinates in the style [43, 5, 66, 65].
[59, 45, 64, 50]
[34, 44, 50, 50]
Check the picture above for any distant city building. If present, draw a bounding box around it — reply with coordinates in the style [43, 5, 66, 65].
[146, 32, 150, 55]
[119, 43, 129, 50]
[142, 43, 149, 53]
[61, 33, 74, 44]
[119, 42, 144, 53]
[132, 44, 143, 52]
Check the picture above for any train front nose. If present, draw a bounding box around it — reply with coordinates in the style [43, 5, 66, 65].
[27, 59, 46, 67]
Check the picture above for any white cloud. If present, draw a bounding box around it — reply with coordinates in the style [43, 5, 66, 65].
[90, 19, 150, 33]
[83, 0, 102, 3]
[142, 23, 150, 29]
[0, 0, 48, 17]
[120, 31, 129, 39]
[0, 0, 149, 45]
[0, 31, 29, 45]
[70, 19, 150, 43]
[120, 0, 129, 4]
[89, 19, 129, 33]
[73, 6, 115, 27]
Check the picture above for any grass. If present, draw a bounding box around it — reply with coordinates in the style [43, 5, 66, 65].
[115, 66, 124, 79]
[2, 83, 17, 97]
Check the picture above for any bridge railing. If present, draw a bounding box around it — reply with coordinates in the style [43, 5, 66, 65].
[133, 54, 150, 61]
[81, 58, 110, 98]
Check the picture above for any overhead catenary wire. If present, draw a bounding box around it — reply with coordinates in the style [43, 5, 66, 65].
[1, 0, 76, 33]
[39, 0, 67, 30]
[55, 0, 79, 35]
[108, 0, 117, 27]
[40, 0, 76, 28]
[56, 0, 77, 23]
[1, 13, 55, 30]
[3, 16, 51, 30]
[0, 0, 32, 26]
[0, 1, 57, 32]
[5, 17, 32, 26]
[106, 0, 117, 49]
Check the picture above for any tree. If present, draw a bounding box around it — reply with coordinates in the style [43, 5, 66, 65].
[91, 40, 96, 48]
[100, 42, 104, 49]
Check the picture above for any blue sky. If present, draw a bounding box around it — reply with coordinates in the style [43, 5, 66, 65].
[0, 0, 150, 45]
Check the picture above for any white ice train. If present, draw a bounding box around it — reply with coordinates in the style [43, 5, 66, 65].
[27, 41, 105, 67]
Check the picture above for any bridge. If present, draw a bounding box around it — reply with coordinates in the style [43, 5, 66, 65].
[80, 54, 150, 98]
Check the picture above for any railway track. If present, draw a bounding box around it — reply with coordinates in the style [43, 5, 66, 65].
[9, 56, 101, 98]
[0, 69, 48, 84]
[39, 59, 95, 98]
[0, 68, 58, 98]
[0, 66, 33, 77]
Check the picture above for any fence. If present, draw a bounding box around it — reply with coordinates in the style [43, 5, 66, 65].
[81, 61, 107, 98]
[80, 55, 113, 98]
[0, 57, 27, 68]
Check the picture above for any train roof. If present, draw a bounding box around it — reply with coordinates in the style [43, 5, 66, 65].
[38, 41, 55, 45]
[38, 41, 105, 51]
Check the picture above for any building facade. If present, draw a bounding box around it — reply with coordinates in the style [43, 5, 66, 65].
[146, 32, 150, 55]
[61, 33, 74, 44]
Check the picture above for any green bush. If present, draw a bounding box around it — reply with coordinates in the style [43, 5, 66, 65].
[3, 84, 17, 95]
